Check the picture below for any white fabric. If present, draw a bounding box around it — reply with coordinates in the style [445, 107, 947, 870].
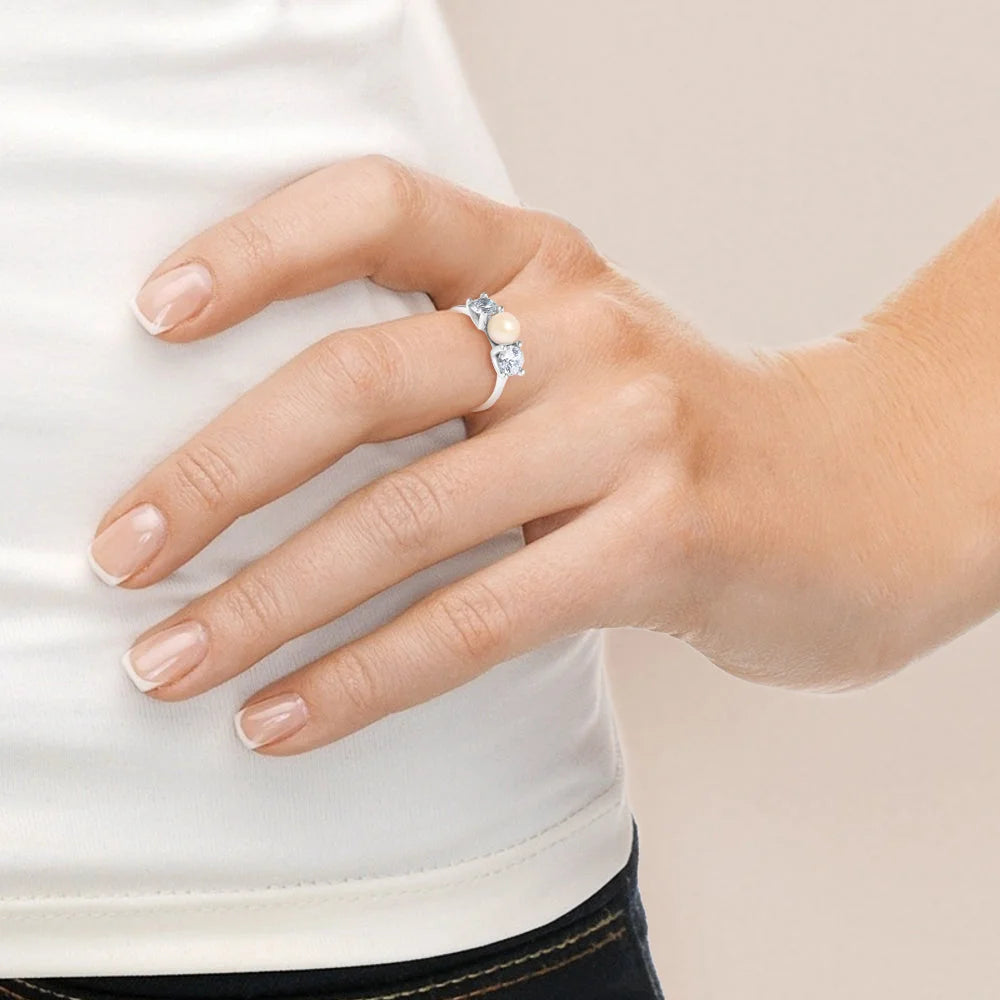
[0, 0, 632, 977]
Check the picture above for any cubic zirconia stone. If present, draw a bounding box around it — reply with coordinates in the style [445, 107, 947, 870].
[495, 343, 525, 376]
[467, 293, 501, 328]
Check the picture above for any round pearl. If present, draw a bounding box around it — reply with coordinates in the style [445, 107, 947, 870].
[486, 311, 520, 345]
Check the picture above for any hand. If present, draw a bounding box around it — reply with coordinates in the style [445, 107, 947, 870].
[88, 155, 973, 756]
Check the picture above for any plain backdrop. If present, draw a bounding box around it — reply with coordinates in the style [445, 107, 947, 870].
[440, 2, 1000, 998]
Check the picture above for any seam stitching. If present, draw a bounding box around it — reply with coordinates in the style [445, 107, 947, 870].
[0, 986, 33, 1000]
[308, 909, 624, 1000]
[1, 750, 625, 909]
[434, 927, 626, 1000]
[0, 745, 624, 905]
[8, 985, 72, 1000]
[9, 984, 99, 1000]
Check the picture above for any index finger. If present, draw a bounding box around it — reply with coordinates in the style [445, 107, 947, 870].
[130, 155, 548, 341]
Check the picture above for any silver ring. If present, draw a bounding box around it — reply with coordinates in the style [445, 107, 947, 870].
[450, 293, 525, 412]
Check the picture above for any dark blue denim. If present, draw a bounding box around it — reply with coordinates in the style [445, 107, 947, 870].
[1, 822, 662, 1000]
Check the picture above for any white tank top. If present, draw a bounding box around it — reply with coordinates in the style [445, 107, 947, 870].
[0, 0, 631, 977]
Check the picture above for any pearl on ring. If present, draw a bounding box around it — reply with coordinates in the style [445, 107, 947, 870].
[486, 311, 521, 345]
[451, 293, 525, 409]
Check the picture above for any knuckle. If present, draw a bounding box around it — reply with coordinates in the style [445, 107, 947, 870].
[430, 581, 512, 662]
[221, 572, 288, 641]
[587, 286, 641, 336]
[224, 212, 278, 271]
[362, 153, 426, 227]
[363, 468, 444, 554]
[311, 330, 401, 409]
[324, 648, 388, 721]
[171, 439, 243, 513]
[530, 212, 606, 282]
[608, 371, 680, 438]
[629, 455, 715, 595]
[598, 372, 687, 495]
[661, 485, 713, 568]
[583, 278, 666, 358]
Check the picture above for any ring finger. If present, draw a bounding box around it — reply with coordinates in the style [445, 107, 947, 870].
[89, 291, 556, 589]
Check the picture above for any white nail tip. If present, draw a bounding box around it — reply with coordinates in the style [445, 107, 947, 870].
[233, 709, 267, 751]
[120, 649, 162, 693]
[128, 295, 167, 336]
[87, 546, 128, 587]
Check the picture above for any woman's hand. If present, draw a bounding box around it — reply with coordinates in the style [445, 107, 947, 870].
[88, 155, 1000, 754]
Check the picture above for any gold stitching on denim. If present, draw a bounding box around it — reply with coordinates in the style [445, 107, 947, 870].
[346, 909, 625, 1000]
[6, 982, 87, 1000]
[0, 985, 34, 1000]
[441, 927, 626, 1000]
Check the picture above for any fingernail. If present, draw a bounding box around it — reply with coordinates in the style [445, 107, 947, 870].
[130, 262, 213, 335]
[234, 694, 310, 750]
[121, 621, 209, 693]
[88, 502, 167, 586]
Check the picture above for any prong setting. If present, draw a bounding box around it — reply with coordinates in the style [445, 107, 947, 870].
[491, 342, 525, 376]
[453, 292, 526, 409]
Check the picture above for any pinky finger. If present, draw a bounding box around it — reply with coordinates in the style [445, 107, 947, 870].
[234, 503, 624, 755]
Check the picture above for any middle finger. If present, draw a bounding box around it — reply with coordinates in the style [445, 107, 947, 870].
[118, 395, 614, 699]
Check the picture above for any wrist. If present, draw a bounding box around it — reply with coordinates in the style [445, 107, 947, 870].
[771, 325, 1000, 674]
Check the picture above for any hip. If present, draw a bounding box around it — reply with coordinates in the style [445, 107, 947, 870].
[0, 822, 663, 1000]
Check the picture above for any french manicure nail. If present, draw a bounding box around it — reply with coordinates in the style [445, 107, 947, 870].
[121, 621, 209, 693]
[234, 694, 310, 750]
[87, 502, 167, 585]
[130, 262, 213, 335]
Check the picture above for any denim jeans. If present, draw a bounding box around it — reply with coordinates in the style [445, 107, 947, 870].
[0, 822, 663, 1000]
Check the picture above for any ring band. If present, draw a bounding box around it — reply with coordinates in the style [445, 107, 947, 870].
[450, 293, 525, 412]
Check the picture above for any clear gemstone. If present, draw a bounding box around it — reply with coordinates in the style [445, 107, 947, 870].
[467, 293, 501, 329]
[495, 343, 525, 376]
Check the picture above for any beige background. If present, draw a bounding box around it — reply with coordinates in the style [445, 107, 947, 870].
[441, 2, 1000, 998]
